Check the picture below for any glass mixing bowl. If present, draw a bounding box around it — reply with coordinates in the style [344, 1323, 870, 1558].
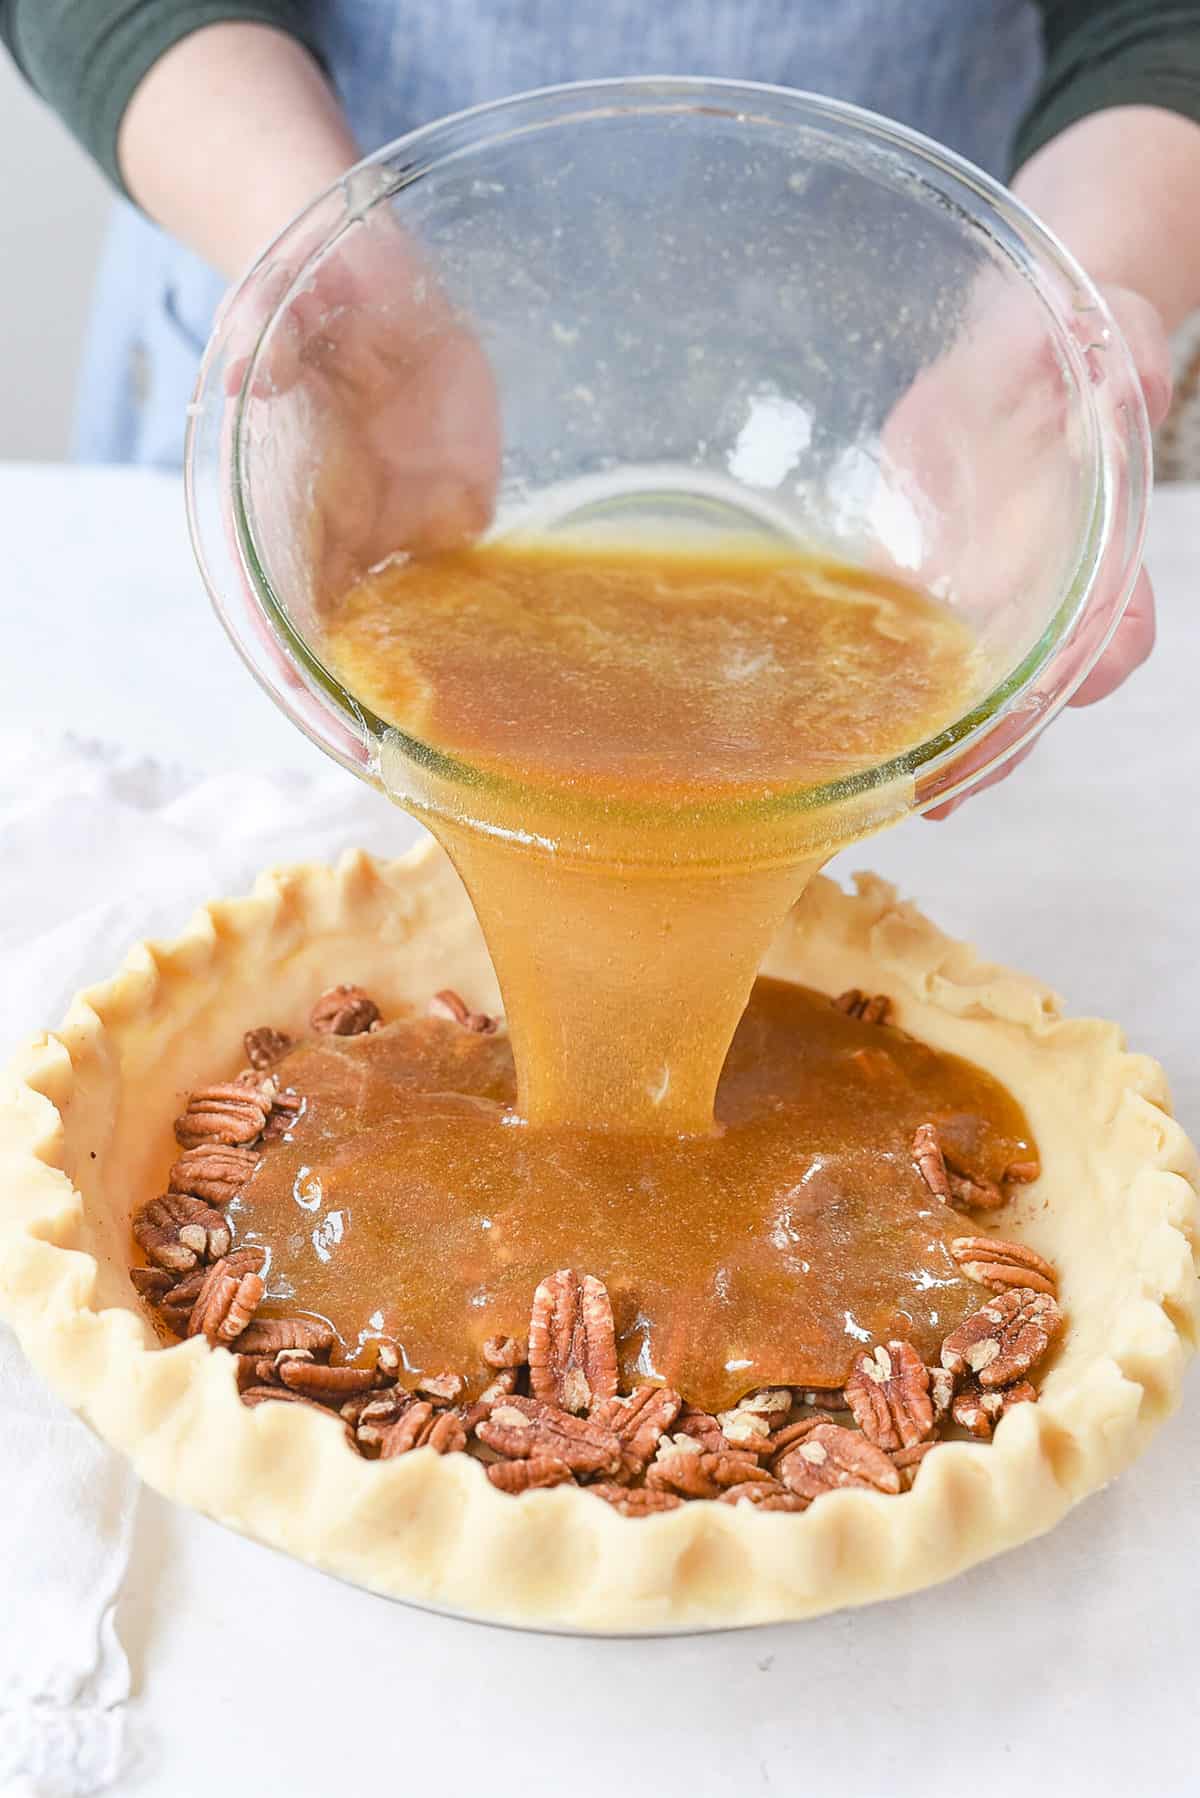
[186, 77, 1150, 852]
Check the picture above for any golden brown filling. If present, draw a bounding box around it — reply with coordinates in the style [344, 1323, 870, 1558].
[317, 540, 982, 1134]
[228, 979, 1034, 1413]
[321, 539, 979, 801]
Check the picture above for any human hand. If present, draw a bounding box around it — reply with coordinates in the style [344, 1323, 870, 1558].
[228, 213, 501, 608]
[881, 275, 1167, 819]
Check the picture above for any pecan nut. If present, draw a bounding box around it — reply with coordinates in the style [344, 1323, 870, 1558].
[777, 1422, 902, 1499]
[378, 1401, 466, 1457]
[156, 1267, 206, 1335]
[186, 1248, 266, 1345]
[912, 1123, 1004, 1212]
[230, 1316, 335, 1359]
[278, 1360, 378, 1400]
[587, 1483, 684, 1518]
[951, 1236, 1057, 1297]
[834, 989, 892, 1025]
[475, 1396, 621, 1476]
[481, 1334, 527, 1369]
[946, 1168, 1005, 1213]
[845, 1341, 934, 1451]
[429, 989, 498, 1034]
[351, 1392, 416, 1452]
[928, 1365, 955, 1425]
[941, 1287, 1062, 1388]
[309, 984, 380, 1036]
[951, 1377, 1037, 1440]
[528, 1269, 618, 1414]
[486, 1456, 574, 1493]
[646, 1449, 770, 1499]
[167, 1143, 259, 1205]
[673, 1407, 727, 1451]
[243, 1026, 294, 1069]
[892, 1440, 938, 1488]
[590, 1385, 683, 1475]
[912, 1122, 952, 1203]
[765, 1413, 837, 1465]
[132, 1191, 231, 1272]
[718, 1480, 809, 1511]
[129, 1265, 177, 1304]
[415, 1372, 464, 1405]
[174, 1083, 271, 1149]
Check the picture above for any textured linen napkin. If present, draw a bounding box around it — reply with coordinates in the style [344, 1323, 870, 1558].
[0, 731, 419, 1796]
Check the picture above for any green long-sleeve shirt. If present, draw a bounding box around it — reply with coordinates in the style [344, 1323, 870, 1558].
[4, 1, 1200, 196]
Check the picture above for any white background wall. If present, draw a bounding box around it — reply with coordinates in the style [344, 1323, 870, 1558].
[0, 53, 111, 460]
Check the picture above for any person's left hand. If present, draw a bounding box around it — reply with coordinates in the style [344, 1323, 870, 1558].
[906, 280, 1171, 818]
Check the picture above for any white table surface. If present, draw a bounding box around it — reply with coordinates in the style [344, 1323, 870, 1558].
[1, 463, 1197, 1798]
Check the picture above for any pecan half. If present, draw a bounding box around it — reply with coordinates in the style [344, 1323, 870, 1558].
[719, 1481, 809, 1511]
[590, 1385, 683, 1477]
[278, 1360, 378, 1400]
[834, 989, 893, 1025]
[352, 1392, 416, 1452]
[263, 1100, 304, 1141]
[132, 1192, 230, 1272]
[481, 1334, 527, 1369]
[951, 1377, 1037, 1441]
[486, 1457, 574, 1494]
[892, 1440, 938, 1488]
[765, 1413, 836, 1465]
[429, 989, 498, 1035]
[646, 1449, 770, 1499]
[475, 1397, 621, 1477]
[167, 1143, 259, 1206]
[674, 1407, 732, 1453]
[951, 1236, 1057, 1297]
[378, 1402, 466, 1457]
[845, 1341, 934, 1451]
[528, 1269, 618, 1414]
[129, 1265, 177, 1303]
[928, 1365, 955, 1425]
[941, 1288, 1062, 1389]
[587, 1483, 684, 1518]
[715, 1408, 773, 1452]
[946, 1168, 1005, 1213]
[309, 984, 380, 1036]
[341, 1386, 406, 1426]
[912, 1122, 952, 1203]
[777, 1423, 902, 1499]
[186, 1249, 266, 1345]
[912, 1123, 1004, 1212]
[243, 1026, 294, 1069]
[174, 1083, 271, 1149]
[230, 1316, 335, 1359]
[415, 1372, 464, 1405]
[157, 1267, 206, 1335]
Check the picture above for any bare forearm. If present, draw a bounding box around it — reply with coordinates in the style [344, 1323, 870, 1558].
[117, 21, 359, 279]
[1014, 104, 1200, 334]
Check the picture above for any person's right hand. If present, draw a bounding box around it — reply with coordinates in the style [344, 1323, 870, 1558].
[229, 216, 502, 605]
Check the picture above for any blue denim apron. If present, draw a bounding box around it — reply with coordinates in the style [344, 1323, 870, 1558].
[73, 0, 1042, 466]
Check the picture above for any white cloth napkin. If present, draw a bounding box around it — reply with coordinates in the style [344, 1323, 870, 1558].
[0, 731, 422, 1796]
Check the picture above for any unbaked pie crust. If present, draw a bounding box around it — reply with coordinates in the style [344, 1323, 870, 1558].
[0, 841, 1196, 1632]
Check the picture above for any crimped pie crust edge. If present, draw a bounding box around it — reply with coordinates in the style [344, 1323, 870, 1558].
[0, 841, 1196, 1632]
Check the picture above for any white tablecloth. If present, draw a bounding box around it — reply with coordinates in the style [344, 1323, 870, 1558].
[1, 464, 1197, 1798]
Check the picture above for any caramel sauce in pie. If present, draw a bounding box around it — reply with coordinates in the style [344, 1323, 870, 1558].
[232, 980, 1033, 1412]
